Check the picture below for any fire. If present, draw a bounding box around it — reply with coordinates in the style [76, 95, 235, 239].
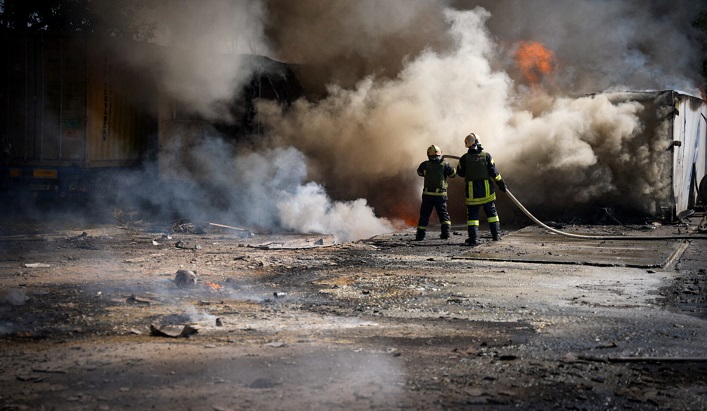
[204, 281, 222, 290]
[514, 41, 557, 84]
[391, 203, 418, 227]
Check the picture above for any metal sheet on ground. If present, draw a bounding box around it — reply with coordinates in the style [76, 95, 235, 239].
[455, 226, 687, 268]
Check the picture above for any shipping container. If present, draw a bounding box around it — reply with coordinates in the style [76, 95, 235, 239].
[0, 32, 157, 198]
[603, 90, 706, 219]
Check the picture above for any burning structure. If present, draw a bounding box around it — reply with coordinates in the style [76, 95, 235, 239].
[600, 90, 707, 219]
[1, 1, 706, 240]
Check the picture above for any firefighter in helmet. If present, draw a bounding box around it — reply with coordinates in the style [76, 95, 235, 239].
[456, 133, 507, 246]
[415, 144, 456, 241]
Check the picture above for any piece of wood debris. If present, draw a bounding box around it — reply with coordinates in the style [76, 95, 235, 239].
[126, 294, 151, 305]
[31, 367, 67, 374]
[208, 222, 253, 235]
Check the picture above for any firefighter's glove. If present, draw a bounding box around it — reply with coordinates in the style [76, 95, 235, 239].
[497, 180, 507, 192]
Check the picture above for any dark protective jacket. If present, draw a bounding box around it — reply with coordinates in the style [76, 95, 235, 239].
[417, 156, 456, 197]
[456, 145, 503, 205]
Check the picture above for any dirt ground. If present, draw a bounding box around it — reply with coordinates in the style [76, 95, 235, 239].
[1, 206, 706, 411]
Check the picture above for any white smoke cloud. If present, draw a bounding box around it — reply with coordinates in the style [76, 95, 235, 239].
[116, 0, 271, 120]
[278, 182, 395, 242]
[259, 8, 512, 216]
[131, 138, 395, 242]
[259, 2, 705, 218]
[232, 146, 395, 241]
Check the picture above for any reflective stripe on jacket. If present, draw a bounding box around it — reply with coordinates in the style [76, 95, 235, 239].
[456, 146, 502, 205]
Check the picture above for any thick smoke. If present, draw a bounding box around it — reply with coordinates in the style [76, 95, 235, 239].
[107, 0, 704, 238]
[123, 136, 395, 242]
[470, 0, 706, 94]
[96, 0, 399, 241]
[258, 7, 510, 220]
[128, 0, 270, 120]
[257, 1, 705, 220]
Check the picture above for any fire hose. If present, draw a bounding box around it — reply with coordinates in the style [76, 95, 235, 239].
[441, 155, 707, 240]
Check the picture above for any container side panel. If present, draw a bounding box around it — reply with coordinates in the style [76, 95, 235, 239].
[85, 41, 153, 167]
[3, 34, 41, 162]
[58, 37, 87, 163]
[40, 37, 63, 160]
[673, 94, 707, 211]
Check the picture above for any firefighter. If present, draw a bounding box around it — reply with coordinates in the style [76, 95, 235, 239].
[456, 133, 507, 246]
[415, 144, 456, 241]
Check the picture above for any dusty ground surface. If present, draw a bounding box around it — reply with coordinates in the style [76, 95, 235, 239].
[1, 206, 706, 411]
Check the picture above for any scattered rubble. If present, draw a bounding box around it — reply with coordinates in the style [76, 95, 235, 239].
[23, 263, 51, 268]
[174, 269, 197, 288]
[0, 216, 705, 410]
[149, 324, 199, 338]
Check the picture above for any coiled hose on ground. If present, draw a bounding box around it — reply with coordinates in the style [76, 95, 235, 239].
[441, 155, 707, 241]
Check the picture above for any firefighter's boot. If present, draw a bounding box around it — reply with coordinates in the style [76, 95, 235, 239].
[440, 224, 451, 240]
[415, 228, 426, 241]
[490, 222, 501, 241]
[464, 226, 479, 246]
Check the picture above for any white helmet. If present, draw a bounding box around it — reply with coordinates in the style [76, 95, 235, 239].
[427, 144, 442, 156]
[464, 133, 479, 148]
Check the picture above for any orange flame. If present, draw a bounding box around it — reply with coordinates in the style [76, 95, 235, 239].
[391, 202, 418, 228]
[514, 41, 556, 84]
[204, 281, 222, 290]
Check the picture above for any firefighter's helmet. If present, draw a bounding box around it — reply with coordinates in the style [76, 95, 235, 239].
[427, 145, 442, 156]
[464, 133, 479, 147]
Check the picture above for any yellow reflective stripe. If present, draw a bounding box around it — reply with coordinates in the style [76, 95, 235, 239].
[465, 193, 496, 205]
[487, 216, 500, 223]
[494, 174, 502, 181]
[467, 220, 479, 226]
[467, 181, 491, 198]
[418, 226, 427, 230]
[441, 221, 451, 226]
[422, 190, 447, 196]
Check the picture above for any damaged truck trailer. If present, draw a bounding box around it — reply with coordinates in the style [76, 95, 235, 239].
[0, 32, 302, 203]
[601, 90, 707, 219]
[0, 33, 157, 201]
